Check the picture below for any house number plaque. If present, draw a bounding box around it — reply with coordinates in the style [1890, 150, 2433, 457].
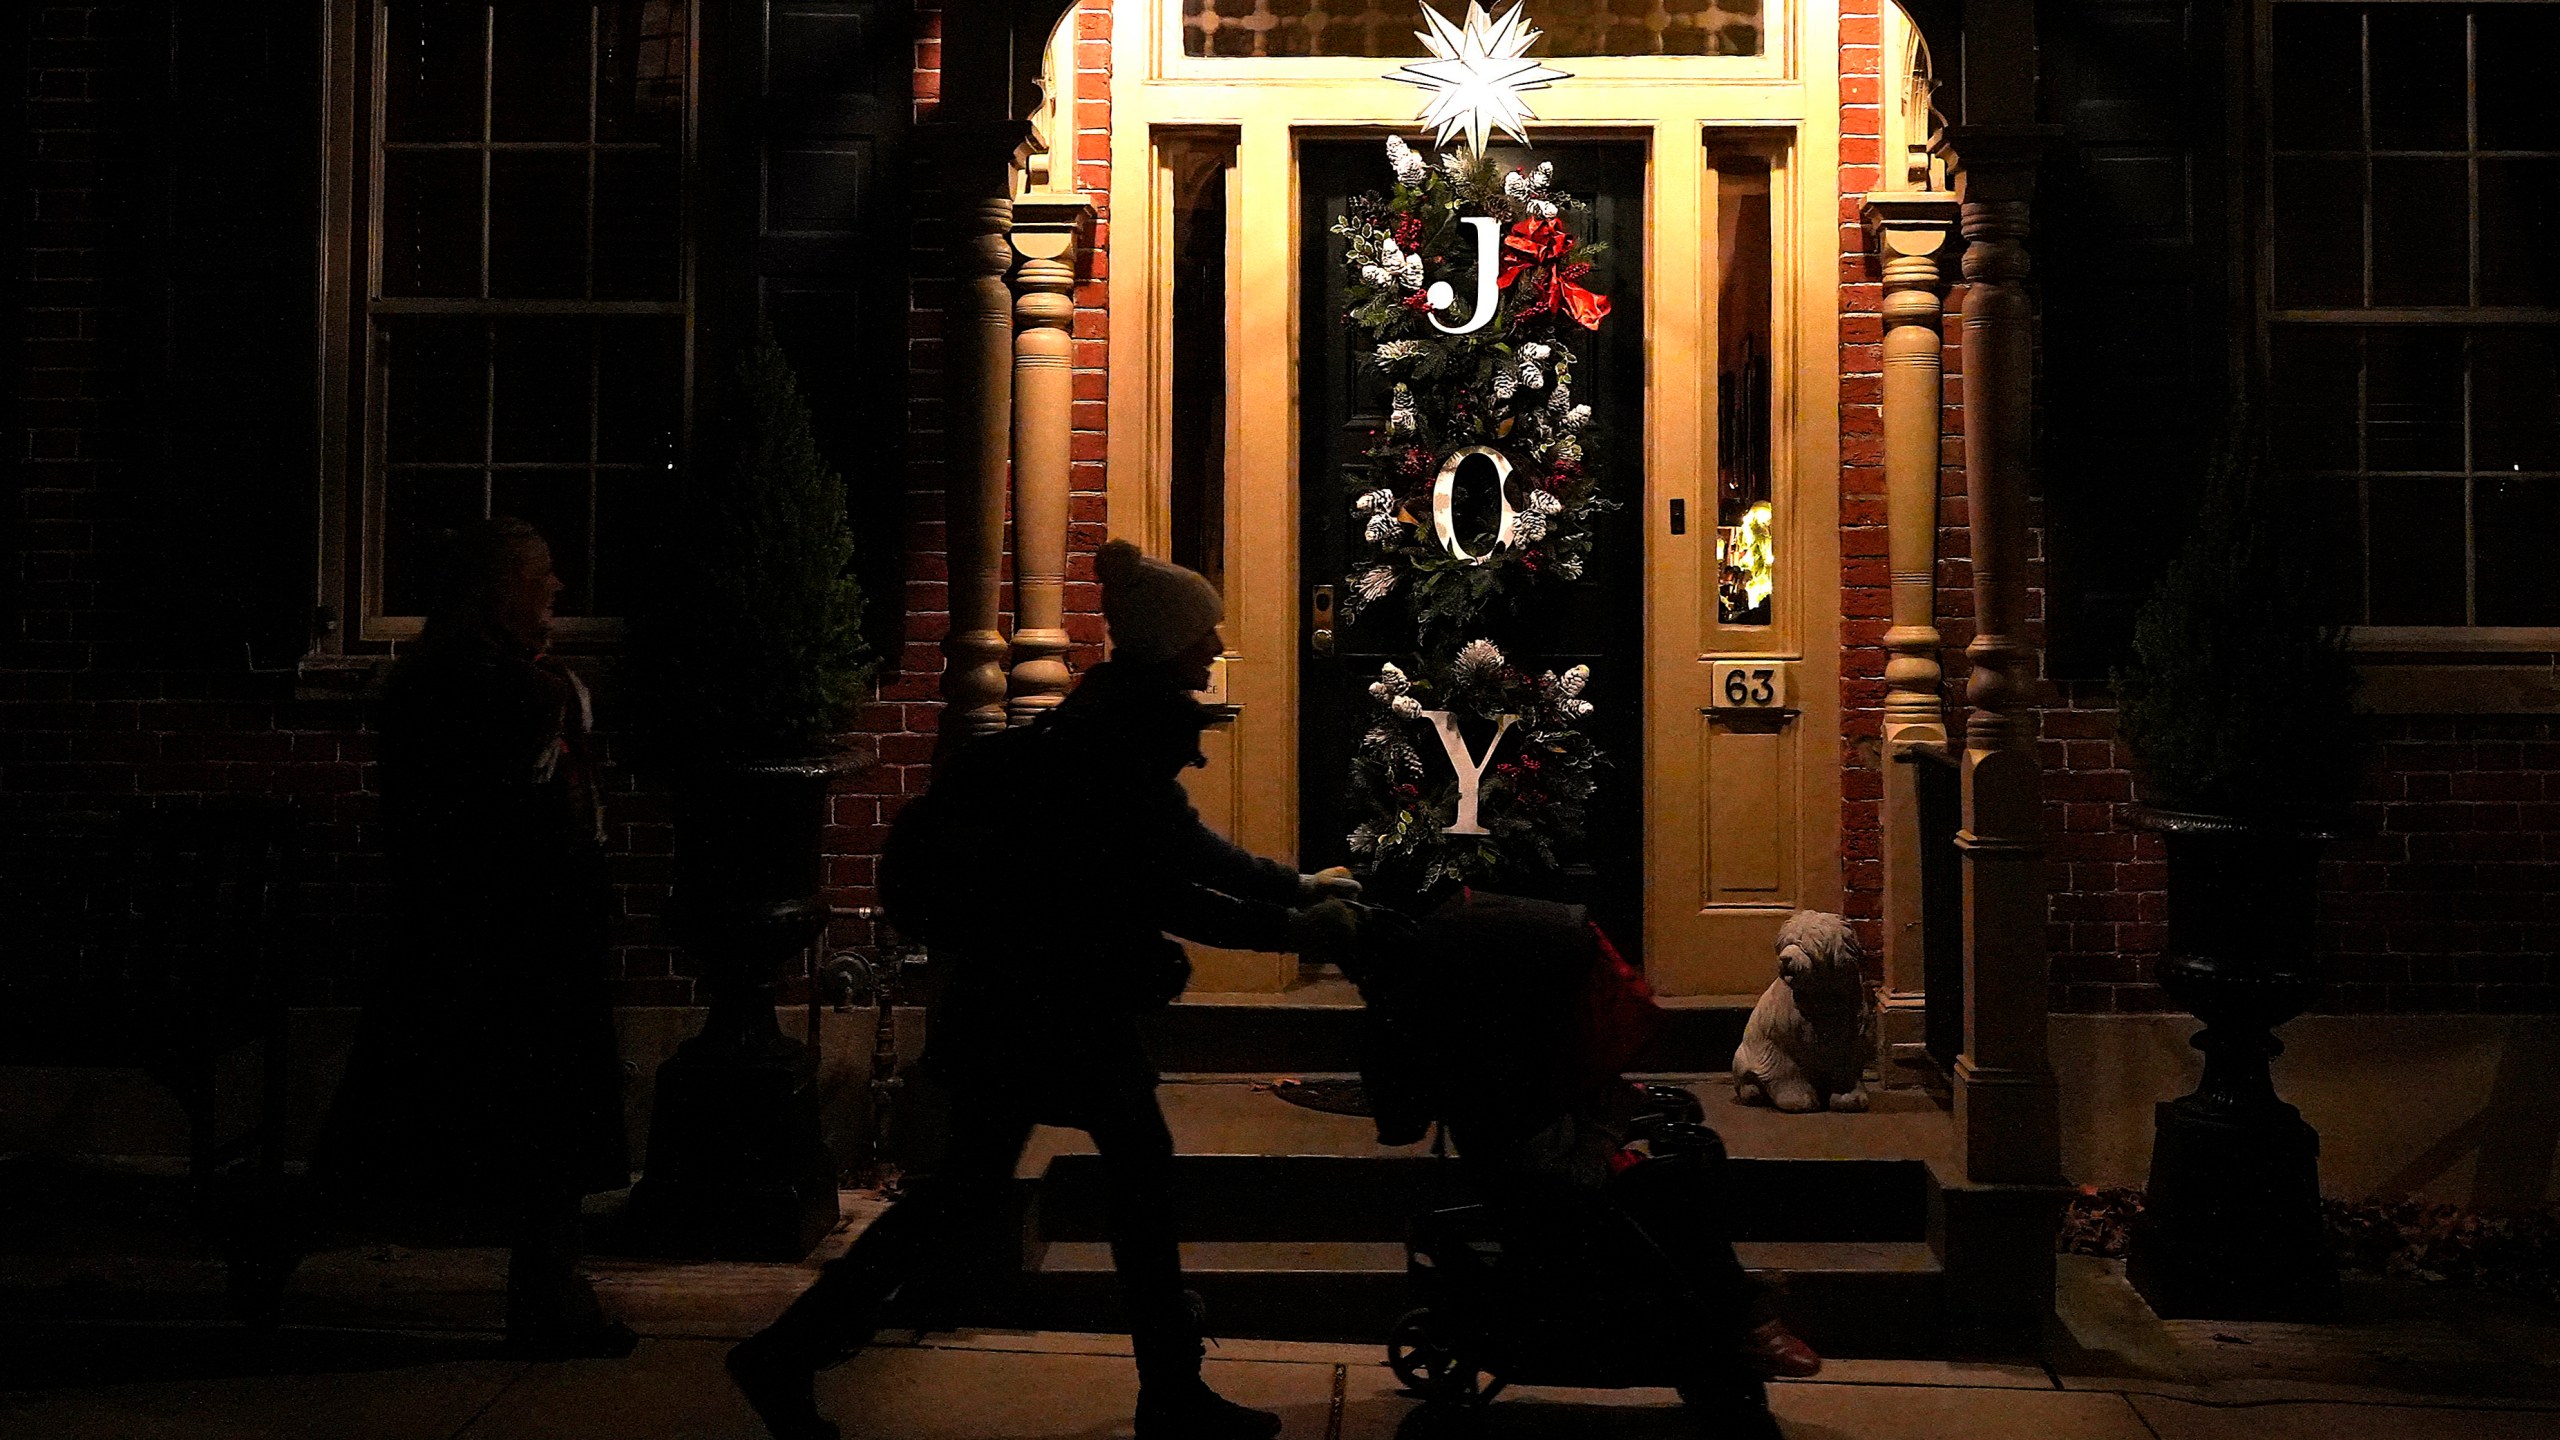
[1710, 660, 1789, 712]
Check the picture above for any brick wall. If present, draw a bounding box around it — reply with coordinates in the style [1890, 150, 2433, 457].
[2043, 699, 2560, 1015]
[5, 3, 376, 998]
[1839, 5, 2560, 1018]
[822, 0, 1115, 932]
[10, 3, 2552, 1020]
[1834, 0, 1977, 963]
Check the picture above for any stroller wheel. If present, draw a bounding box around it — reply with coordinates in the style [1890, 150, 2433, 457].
[1387, 1308, 1477, 1401]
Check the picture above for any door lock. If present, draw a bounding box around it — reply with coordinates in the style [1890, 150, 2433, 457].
[1310, 584, 1336, 656]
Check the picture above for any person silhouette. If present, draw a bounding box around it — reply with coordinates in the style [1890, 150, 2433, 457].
[727, 540, 1365, 1440]
[315, 517, 635, 1358]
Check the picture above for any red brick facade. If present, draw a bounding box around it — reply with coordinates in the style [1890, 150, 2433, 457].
[838, 0, 1116, 914]
[6, 1, 2556, 1017]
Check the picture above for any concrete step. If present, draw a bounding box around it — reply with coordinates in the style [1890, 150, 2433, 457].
[1027, 1152, 1933, 1245]
[1006, 1238, 1946, 1357]
[1146, 994, 1753, 1074]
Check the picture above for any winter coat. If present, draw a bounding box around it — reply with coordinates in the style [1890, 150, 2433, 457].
[316, 624, 629, 1235]
[918, 661, 1304, 1106]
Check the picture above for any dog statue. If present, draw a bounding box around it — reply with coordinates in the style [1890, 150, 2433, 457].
[1732, 911, 1876, 1113]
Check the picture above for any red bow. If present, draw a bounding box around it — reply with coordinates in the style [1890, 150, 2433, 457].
[1497, 218, 1611, 330]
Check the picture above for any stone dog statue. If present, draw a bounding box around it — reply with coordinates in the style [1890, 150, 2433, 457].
[1732, 910, 1875, 1113]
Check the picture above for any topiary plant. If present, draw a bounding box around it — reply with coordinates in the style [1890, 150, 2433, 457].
[627, 327, 872, 761]
[2112, 418, 2361, 820]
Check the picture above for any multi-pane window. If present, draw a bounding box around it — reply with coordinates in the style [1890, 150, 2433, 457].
[2263, 1, 2560, 630]
[366, 1, 690, 630]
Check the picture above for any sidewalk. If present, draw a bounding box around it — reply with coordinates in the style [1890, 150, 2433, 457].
[5, 1151, 2557, 1440]
[4, 1234, 2556, 1440]
[5, 1318, 2557, 1440]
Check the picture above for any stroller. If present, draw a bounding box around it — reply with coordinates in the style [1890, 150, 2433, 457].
[1343, 891, 1784, 1438]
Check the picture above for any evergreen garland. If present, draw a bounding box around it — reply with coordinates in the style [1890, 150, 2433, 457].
[2113, 421, 2361, 819]
[1336, 137, 1615, 891]
[627, 328, 873, 761]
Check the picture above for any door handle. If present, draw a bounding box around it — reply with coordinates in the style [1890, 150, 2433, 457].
[1310, 584, 1336, 656]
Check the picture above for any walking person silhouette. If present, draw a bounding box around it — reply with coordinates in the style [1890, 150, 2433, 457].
[727, 540, 1367, 1440]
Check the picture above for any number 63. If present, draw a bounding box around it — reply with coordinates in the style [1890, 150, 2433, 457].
[1723, 668, 1777, 706]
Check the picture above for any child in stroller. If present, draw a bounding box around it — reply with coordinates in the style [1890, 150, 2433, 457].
[1340, 890, 1817, 1436]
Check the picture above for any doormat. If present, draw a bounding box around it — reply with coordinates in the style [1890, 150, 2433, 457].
[1266, 1077, 1372, 1117]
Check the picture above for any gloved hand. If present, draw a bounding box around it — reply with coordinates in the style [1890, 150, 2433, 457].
[1298, 866, 1363, 903]
[1288, 897, 1362, 965]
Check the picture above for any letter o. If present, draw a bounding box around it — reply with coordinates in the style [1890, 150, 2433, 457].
[1429, 446, 1520, 565]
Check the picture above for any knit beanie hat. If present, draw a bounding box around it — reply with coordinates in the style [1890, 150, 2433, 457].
[1096, 539, 1223, 665]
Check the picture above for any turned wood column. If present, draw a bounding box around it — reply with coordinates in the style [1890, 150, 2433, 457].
[1944, 127, 2062, 1188]
[928, 125, 1033, 749]
[1006, 198, 1090, 726]
[1861, 192, 1962, 1062]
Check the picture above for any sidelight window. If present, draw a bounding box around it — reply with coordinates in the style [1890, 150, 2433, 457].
[1716, 155, 1775, 627]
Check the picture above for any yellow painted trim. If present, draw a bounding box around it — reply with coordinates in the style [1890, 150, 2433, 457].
[1107, 0, 1846, 990]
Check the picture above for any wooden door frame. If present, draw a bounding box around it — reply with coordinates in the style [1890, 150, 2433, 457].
[1104, 1, 1844, 994]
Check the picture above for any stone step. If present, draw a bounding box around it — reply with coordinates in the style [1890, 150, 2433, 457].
[1145, 995, 1754, 1074]
[1026, 1152, 1933, 1245]
[1005, 1238, 1946, 1357]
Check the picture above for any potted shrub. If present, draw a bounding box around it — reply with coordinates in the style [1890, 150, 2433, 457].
[2113, 420, 2360, 1318]
[621, 328, 875, 1259]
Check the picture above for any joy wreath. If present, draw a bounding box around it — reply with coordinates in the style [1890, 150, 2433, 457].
[1335, 137, 1616, 891]
[1333, 136, 1616, 645]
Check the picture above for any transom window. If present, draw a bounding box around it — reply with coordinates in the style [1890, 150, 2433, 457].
[362, 0, 691, 634]
[2262, 1, 2560, 632]
[1180, 0, 1765, 59]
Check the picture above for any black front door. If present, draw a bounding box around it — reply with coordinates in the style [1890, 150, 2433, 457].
[1295, 138, 1647, 959]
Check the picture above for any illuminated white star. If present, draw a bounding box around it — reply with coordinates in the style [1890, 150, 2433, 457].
[1388, 2, 1573, 159]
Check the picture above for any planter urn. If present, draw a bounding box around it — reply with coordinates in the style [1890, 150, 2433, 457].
[621, 747, 867, 1260]
[2123, 806, 2341, 1319]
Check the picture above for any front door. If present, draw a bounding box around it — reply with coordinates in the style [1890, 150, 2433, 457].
[1105, 3, 1848, 997]
[1294, 138, 1648, 959]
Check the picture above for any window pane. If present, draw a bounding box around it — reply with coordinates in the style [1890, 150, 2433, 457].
[594, 148, 682, 299]
[2298, 476, 2365, 624]
[491, 470, 594, 616]
[595, 316, 683, 464]
[593, 466, 672, 615]
[2478, 158, 2560, 307]
[2365, 476, 2467, 625]
[597, 0, 687, 144]
[2475, 477, 2560, 625]
[384, 1, 484, 143]
[2367, 6, 2467, 151]
[2273, 154, 2365, 307]
[1166, 135, 1232, 595]
[2367, 328, 2465, 470]
[2370, 156, 2468, 305]
[381, 149, 482, 297]
[2472, 330, 2560, 473]
[2271, 4, 2362, 153]
[381, 317, 488, 464]
[491, 319, 591, 463]
[2476, 8, 2560, 151]
[1717, 157, 1773, 626]
[489, 150, 589, 297]
[491, 2, 592, 142]
[1181, 0, 1765, 59]
[2270, 326, 2360, 471]
[385, 470, 487, 616]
